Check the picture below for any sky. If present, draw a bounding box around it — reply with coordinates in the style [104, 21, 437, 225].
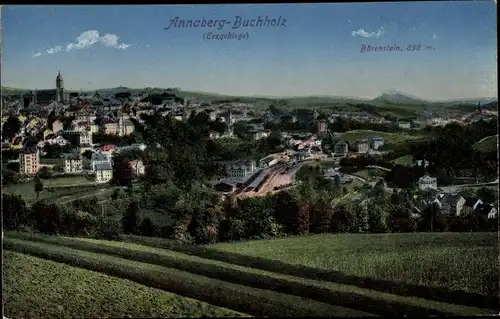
[1, 2, 497, 100]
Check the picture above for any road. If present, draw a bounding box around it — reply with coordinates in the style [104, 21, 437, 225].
[26, 188, 110, 207]
[365, 165, 391, 172]
[438, 180, 499, 193]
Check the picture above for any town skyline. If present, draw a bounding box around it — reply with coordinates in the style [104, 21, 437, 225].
[2, 3, 497, 100]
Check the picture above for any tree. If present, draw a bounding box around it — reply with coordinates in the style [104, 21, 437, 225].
[368, 206, 389, 233]
[330, 203, 356, 233]
[2, 194, 30, 230]
[387, 204, 417, 233]
[30, 201, 64, 234]
[37, 166, 52, 179]
[333, 175, 341, 189]
[139, 217, 156, 237]
[420, 203, 440, 232]
[121, 200, 140, 234]
[2, 169, 19, 186]
[34, 176, 44, 200]
[2, 116, 21, 141]
[476, 187, 496, 204]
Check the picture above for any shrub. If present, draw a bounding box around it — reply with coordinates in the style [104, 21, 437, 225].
[139, 217, 157, 237]
[95, 218, 123, 241]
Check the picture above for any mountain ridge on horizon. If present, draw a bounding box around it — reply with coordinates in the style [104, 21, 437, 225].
[1, 86, 497, 105]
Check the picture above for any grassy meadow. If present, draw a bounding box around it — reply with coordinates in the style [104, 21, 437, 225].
[473, 135, 498, 153]
[339, 130, 424, 145]
[2, 180, 114, 205]
[3, 251, 244, 318]
[391, 155, 414, 166]
[4, 231, 498, 316]
[209, 232, 498, 297]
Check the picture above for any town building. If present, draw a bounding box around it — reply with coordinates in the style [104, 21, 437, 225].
[334, 140, 348, 156]
[116, 143, 147, 153]
[21, 71, 67, 106]
[223, 159, 257, 182]
[62, 130, 93, 147]
[209, 130, 221, 139]
[317, 119, 327, 133]
[434, 194, 466, 216]
[259, 155, 278, 168]
[94, 162, 113, 183]
[418, 174, 438, 191]
[118, 118, 135, 136]
[398, 121, 411, 129]
[19, 148, 40, 175]
[356, 139, 370, 153]
[51, 120, 64, 134]
[371, 136, 384, 150]
[100, 144, 117, 156]
[91, 152, 112, 172]
[63, 154, 83, 173]
[246, 129, 271, 141]
[127, 160, 146, 177]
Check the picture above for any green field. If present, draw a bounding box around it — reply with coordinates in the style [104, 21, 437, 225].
[391, 155, 414, 167]
[3, 251, 243, 318]
[473, 135, 498, 153]
[352, 168, 386, 181]
[339, 130, 424, 145]
[2, 180, 114, 205]
[4, 231, 497, 316]
[210, 232, 498, 298]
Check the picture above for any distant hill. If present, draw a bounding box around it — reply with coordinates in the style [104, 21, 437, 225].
[370, 90, 428, 105]
[2, 86, 496, 110]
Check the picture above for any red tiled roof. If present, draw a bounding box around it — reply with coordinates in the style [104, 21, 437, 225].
[101, 144, 116, 151]
[127, 160, 138, 167]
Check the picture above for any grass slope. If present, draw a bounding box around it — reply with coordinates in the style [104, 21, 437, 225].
[2, 182, 113, 205]
[4, 236, 369, 317]
[473, 135, 498, 153]
[3, 251, 243, 318]
[5, 232, 497, 315]
[338, 130, 424, 144]
[210, 233, 498, 298]
[391, 155, 414, 167]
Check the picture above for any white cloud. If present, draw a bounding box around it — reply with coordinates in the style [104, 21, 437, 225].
[47, 46, 63, 54]
[32, 52, 42, 57]
[432, 33, 439, 40]
[42, 30, 132, 56]
[351, 27, 385, 38]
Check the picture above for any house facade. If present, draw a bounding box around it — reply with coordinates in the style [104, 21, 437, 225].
[94, 162, 113, 183]
[418, 175, 438, 190]
[127, 160, 146, 177]
[224, 159, 257, 182]
[371, 136, 384, 150]
[52, 120, 64, 134]
[356, 139, 370, 153]
[334, 141, 348, 156]
[91, 152, 112, 172]
[63, 154, 83, 173]
[259, 155, 278, 168]
[435, 194, 466, 216]
[19, 148, 40, 175]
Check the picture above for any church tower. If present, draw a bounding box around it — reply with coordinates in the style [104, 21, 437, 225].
[56, 71, 64, 103]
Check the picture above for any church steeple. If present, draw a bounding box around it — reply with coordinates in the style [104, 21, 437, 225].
[56, 71, 65, 103]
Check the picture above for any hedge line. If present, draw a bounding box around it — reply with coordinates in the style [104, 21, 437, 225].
[121, 234, 500, 311]
[6, 232, 493, 316]
[4, 238, 370, 317]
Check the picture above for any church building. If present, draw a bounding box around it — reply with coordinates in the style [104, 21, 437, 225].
[22, 71, 67, 107]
